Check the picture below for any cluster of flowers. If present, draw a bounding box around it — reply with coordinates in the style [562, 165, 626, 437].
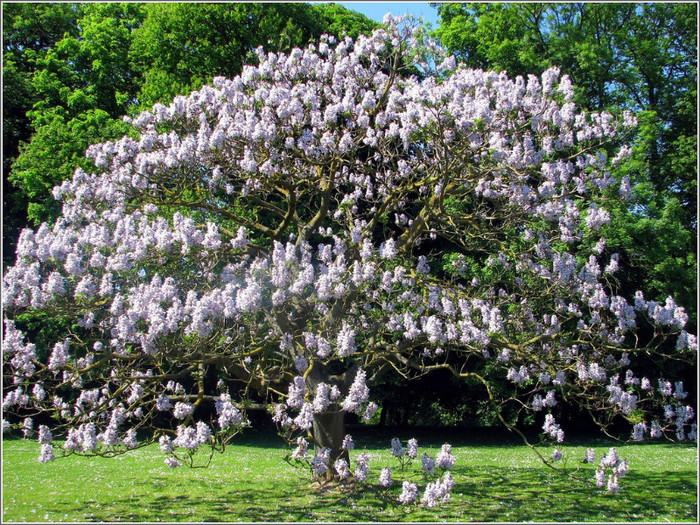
[155, 392, 249, 468]
[593, 447, 629, 493]
[272, 368, 379, 441]
[289, 435, 457, 507]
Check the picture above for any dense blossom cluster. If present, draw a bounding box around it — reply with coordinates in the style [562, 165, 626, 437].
[2, 15, 695, 499]
[595, 447, 629, 493]
[289, 435, 456, 506]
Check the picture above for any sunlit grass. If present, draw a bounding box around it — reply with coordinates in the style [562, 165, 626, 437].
[2, 427, 697, 522]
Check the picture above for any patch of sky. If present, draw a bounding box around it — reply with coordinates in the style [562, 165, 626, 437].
[336, 2, 440, 28]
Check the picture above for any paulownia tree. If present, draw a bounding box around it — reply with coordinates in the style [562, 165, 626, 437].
[2, 18, 696, 499]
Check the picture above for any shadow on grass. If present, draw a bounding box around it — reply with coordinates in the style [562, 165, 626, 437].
[97, 465, 696, 522]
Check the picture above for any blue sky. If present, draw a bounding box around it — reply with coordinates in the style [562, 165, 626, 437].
[336, 2, 441, 27]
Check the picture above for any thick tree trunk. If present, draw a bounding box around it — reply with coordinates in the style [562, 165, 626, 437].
[312, 410, 348, 481]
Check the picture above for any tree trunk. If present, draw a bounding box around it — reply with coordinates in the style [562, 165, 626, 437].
[312, 410, 348, 481]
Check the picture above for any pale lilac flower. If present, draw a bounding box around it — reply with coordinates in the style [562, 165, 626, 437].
[159, 435, 174, 453]
[271, 404, 292, 427]
[293, 402, 314, 430]
[595, 468, 605, 487]
[398, 480, 419, 504]
[122, 428, 138, 448]
[341, 369, 369, 414]
[164, 457, 182, 468]
[632, 422, 647, 441]
[38, 444, 55, 463]
[286, 376, 307, 408]
[585, 448, 595, 464]
[291, 437, 308, 461]
[391, 437, 405, 458]
[543, 414, 564, 442]
[436, 443, 455, 470]
[22, 417, 34, 438]
[374, 466, 391, 488]
[407, 438, 418, 458]
[216, 397, 246, 430]
[334, 458, 351, 479]
[311, 448, 331, 477]
[421, 453, 436, 475]
[336, 322, 356, 357]
[421, 471, 454, 507]
[156, 395, 172, 411]
[600, 447, 619, 468]
[195, 421, 211, 444]
[355, 451, 370, 482]
[37, 425, 53, 445]
[342, 434, 354, 450]
[173, 425, 199, 450]
[614, 459, 629, 478]
[173, 402, 194, 419]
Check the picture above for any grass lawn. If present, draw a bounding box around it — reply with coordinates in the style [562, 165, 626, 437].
[2, 426, 697, 522]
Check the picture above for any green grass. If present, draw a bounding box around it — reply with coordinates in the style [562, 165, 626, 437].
[2, 427, 697, 522]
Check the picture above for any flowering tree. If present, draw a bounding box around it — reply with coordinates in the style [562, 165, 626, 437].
[3, 17, 696, 494]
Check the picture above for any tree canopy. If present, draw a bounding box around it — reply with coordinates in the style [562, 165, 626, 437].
[3, 18, 695, 501]
[434, 2, 697, 329]
[3, 2, 378, 266]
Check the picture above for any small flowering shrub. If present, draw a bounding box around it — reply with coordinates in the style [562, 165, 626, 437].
[2, 14, 695, 500]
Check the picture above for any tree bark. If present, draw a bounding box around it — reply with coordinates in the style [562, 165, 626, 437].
[312, 410, 348, 481]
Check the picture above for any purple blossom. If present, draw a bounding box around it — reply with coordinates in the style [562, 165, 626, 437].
[38, 444, 55, 463]
[378, 467, 393, 487]
[543, 414, 564, 443]
[585, 448, 595, 464]
[164, 457, 182, 468]
[173, 425, 199, 450]
[156, 395, 172, 412]
[342, 434, 355, 450]
[173, 402, 194, 419]
[37, 425, 53, 445]
[632, 422, 647, 441]
[421, 472, 455, 508]
[310, 448, 331, 477]
[355, 451, 370, 482]
[336, 322, 356, 357]
[293, 402, 314, 430]
[122, 428, 138, 448]
[421, 453, 436, 475]
[291, 437, 308, 461]
[334, 458, 351, 479]
[407, 438, 418, 458]
[159, 435, 174, 453]
[391, 437, 405, 458]
[341, 369, 369, 414]
[398, 480, 419, 504]
[436, 443, 456, 470]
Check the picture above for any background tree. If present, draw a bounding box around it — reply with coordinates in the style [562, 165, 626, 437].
[4, 21, 695, 500]
[3, 2, 83, 267]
